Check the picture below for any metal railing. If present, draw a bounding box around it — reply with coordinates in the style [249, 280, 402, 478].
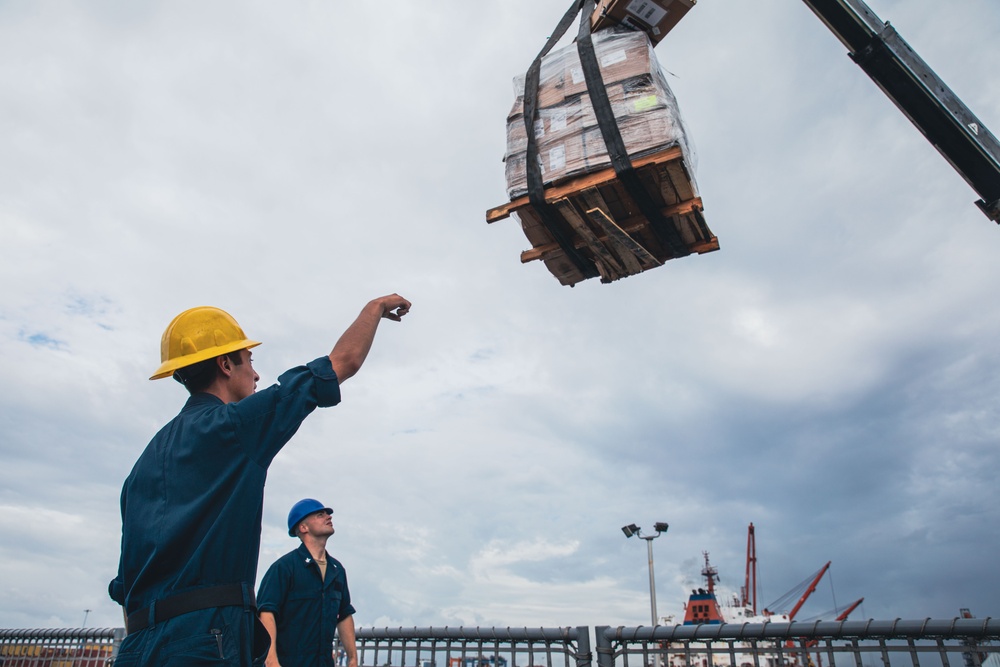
[593, 619, 1000, 667]
[3, 619, 997, 667]
[0, 627, 123, 666]
[345, 626, 592, 667]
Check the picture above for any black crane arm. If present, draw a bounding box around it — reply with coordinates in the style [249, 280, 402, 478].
[800, 0, 1000, 222]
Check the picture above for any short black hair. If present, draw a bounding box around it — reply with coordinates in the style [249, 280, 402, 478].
[173, 351, 244, 394]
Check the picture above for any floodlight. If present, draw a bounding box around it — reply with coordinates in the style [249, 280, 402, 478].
[622, 524, 639, 538]
[654, 522, 669, 533]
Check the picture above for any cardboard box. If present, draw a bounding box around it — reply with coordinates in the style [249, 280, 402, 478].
[506, 76, 671, 152]
[591, 0, 696, 45]
[504, 91, 685, 199]
[504, 40, 690, 200]
[508, 27, 657, 117]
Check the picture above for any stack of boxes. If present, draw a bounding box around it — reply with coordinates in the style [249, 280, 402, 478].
[487, 0, 716, 286]
[503, 26, 693, 200]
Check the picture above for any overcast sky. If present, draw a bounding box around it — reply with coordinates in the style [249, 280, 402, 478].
[1, 0, 999, 632]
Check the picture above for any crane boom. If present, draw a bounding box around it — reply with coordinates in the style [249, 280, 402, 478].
[788, 561, 831, 621]
[799, 0, 1000, 222]
[836, 597, 865, 621]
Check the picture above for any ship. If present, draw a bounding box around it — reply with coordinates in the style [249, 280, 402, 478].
[680, 524, 861, 627]
[669, 524, 863, 667]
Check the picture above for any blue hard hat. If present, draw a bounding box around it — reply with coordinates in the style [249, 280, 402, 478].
[287, 498, 333, 537]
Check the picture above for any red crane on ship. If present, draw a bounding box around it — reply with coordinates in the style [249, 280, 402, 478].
[739, 523, 861, 623]
[787, 561, 831, 621]
[834, 598, 865, 621]
[741, 523, 758, 616]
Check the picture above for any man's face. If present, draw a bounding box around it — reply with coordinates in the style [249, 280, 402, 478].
[301, 509, 335, 538]
[230, 348, 259, 400]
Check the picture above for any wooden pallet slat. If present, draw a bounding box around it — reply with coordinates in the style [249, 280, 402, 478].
[663, 159, 697, 202]
[585, 207, 658, 275]
[654, 162, 682, 206]
[577, 187, 647, 275]
[554, 198, 626, 282]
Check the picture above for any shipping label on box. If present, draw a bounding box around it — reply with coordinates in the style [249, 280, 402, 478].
[626, 0, 670, 27]
[509, 27, 656, 117]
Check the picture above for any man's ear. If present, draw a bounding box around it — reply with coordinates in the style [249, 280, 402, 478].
[217, 355, 232, 378]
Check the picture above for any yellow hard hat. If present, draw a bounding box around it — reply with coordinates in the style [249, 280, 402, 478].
[150, 306, 261, 380]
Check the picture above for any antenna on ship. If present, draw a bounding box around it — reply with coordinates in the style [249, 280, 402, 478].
[701, 551, 719, 595]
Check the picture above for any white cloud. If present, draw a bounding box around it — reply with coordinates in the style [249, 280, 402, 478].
[2, 0, 999, 633]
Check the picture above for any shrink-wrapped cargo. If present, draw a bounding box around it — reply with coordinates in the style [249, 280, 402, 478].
[487, 25, 717, 286]
[503, 27, 695, 200]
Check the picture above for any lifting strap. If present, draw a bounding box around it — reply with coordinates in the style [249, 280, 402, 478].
[574, 0, 690, 257]
[524, 0, 599, 279]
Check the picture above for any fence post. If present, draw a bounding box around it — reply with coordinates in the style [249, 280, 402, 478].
[576, 626, 594, 667]
[594, 626, 614, 667]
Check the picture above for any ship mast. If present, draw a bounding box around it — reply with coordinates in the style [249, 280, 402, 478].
[683, 551, 726, 625]
[741, 523, 757, 615]
[701, 551, 719, 595]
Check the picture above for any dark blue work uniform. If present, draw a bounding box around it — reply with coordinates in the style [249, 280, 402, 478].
[257, 543, 356, 667]
[109, 357, 341, 667]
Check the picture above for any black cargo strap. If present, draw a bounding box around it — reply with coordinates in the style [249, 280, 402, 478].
[127, 583, 254, 635]
[524, 0, 599, 279]
[573, 0, 690, 257]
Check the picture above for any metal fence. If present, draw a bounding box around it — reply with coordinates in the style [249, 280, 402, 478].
[346, 626, 593, 667]
[0, 628, 123, 666]
[2, 619, 997, 667]
[593, 619, 1000, 667]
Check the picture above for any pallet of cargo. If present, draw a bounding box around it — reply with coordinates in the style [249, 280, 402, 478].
[486, 145, 718, 287]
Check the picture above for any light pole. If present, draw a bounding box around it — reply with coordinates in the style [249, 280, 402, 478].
[622, 522, 669, 626]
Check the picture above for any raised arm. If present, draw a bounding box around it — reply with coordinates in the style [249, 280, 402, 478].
[328, 294, 411, 383]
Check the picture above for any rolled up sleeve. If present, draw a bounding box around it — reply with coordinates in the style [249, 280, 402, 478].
[232, 357, 342, 466]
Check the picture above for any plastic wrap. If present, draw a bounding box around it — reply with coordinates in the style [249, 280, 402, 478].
[504, 26, 696, 200]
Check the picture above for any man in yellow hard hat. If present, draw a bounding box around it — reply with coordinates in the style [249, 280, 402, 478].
[108, 294, 411, 667]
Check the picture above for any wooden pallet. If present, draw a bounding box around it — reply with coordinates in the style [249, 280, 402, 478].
[486, 146, 718, 286]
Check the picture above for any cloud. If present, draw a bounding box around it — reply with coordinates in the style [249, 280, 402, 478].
[1, 0, 999, 633]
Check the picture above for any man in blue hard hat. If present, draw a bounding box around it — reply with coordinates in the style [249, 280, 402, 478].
[108, 295, 410, 667]
[257, 499, 357, 667]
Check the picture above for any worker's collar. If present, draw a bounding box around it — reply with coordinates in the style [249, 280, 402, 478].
[182, 392, 225, 409]
[296, 542, 332, 568]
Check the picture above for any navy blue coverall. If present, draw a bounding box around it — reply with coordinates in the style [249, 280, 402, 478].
[109, 357, 341, 667]
[257, 543, 356, 667]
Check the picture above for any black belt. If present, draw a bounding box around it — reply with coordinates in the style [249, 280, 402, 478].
[127, 583, 254, 635]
